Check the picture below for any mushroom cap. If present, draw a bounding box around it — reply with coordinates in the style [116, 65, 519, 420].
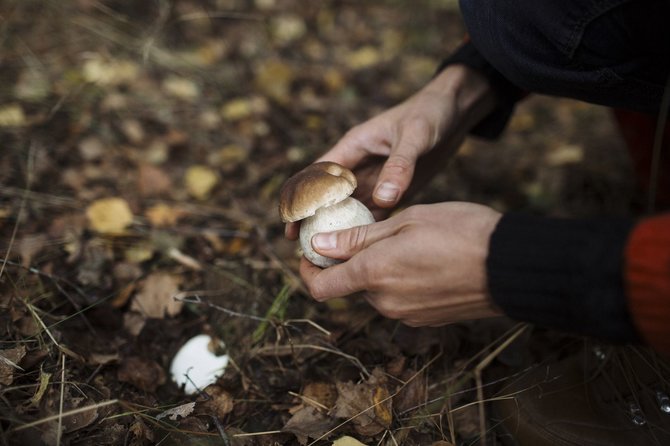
[279, 161, 357, 222]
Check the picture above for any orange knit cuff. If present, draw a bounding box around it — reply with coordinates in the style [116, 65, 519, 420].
[625, 214, 670, 355]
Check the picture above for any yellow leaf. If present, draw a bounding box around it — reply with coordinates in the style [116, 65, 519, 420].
[0, 104, 26, 127]
[332, 436, 367, 446]
[271, 14, 307, 44]
[346, 46, 381, 70]
[221, 98, 253, 121]
[185, 165, 218, 200]
[255, 60, 294, 103]
[163, 76, 200, 101]
[86, 197, 134, 235]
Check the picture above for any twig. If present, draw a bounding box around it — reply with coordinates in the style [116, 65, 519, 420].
[13, 400, 119, 432]
[56, 354, 65, 446]
[473, 324, 527, 446]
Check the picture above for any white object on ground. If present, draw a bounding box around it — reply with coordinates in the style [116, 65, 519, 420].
[170, 334, 229, 394]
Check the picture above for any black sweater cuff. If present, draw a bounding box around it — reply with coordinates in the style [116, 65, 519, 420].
[436, 41, 525, 139]
[487, 213, 640, 343]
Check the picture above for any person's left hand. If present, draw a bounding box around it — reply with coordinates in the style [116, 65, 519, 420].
[299, 202, 504, 326]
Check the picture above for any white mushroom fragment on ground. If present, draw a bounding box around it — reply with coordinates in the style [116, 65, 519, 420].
[279, 161, 375, 268]
[169, 334, 229, 395]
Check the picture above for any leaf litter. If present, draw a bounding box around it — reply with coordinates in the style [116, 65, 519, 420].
[0, 0, 634, 445]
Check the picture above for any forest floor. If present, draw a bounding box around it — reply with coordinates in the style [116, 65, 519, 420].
[0, 1, 636, 445]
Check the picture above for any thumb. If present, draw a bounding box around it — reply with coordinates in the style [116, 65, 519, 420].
[373, 120, 432, 207]
[311, 218, 398, 260]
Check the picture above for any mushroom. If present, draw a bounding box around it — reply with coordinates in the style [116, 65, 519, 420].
[279, 161, 375, 268]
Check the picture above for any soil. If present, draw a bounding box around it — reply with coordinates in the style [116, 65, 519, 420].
[0, 1, 636, 445]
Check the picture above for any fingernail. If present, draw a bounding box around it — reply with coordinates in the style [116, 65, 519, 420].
[312, 233, 336, 251]
[375, 182, 400, 202]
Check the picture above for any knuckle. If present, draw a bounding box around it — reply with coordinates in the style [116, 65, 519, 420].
[344, 225, 369, 252]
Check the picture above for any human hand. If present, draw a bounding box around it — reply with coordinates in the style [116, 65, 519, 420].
[299, 202, 504, 326]
[319, 65, 495, 210]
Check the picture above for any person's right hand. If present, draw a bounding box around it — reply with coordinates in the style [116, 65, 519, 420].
[319, 65, 494, 212]
[285, 65, 496, 241]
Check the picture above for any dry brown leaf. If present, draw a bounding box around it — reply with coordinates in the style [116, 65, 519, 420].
[86, 197, 134, 235]
[392, 369, 426, 414]
[145, 203, 184, 227]
[199, 385, 235, 419]
[130, 272, 182, 318]
[17, 234, 47, 267]
[283, 406, 336, 445]
[138, 164, 173, 197]
[302, 382, 338, 409]
[117, 356, 166, 392]
[0, 345, 26, 385]
[333, 367, 392, 437]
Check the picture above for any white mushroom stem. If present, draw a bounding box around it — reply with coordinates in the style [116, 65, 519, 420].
[299, 197, 375, 268]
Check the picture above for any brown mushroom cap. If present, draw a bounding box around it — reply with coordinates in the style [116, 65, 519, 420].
[279, 161, 357, 222]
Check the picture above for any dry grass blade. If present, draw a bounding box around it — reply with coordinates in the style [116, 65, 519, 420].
[12, 400, 120, 432]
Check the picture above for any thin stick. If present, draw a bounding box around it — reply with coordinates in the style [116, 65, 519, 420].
[13, 400, 119, 431]
[0, 144, 34, 280]
[56, 354, 65, 446]
[473, 324, 527, 446]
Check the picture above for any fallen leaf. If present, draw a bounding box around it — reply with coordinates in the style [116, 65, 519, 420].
[332, 436, 367, 446]
[221, 98, 254, 121]
[138, 164, 173, 197]
[86, 197, 134, 235]
[302, 382, 338, 410]
[199, 385, 235, 419]
[17, 234, 47, 267]
[156, 402, 196, 421]
[117, 356, 166, 392]
[78, 136, 106, 161]
[130, 272, 183, 318]
[333, 367, 392, 437]
[0, 345, 26, 385]
[184, 165, 219, 200]
[28, 370, 51, 407]
[283, 406, 336, 445]
[145, 203, 183, 227]
[0, 104, 26, 127]
[163, 76, 200, 101]
[124, 243, 155, 263]
[82, 55, 139, 86]
[254, 59, 294, 103]
[346, 46, 382, 70]
[271, 14, 307, 44]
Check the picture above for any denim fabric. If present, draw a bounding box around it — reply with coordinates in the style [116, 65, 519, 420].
[460, 0, 670, 113]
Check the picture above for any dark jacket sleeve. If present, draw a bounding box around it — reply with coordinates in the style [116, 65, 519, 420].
[486, 213, 640, 344]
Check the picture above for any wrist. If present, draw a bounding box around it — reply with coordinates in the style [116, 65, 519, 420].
[425, 64, 497, 129]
